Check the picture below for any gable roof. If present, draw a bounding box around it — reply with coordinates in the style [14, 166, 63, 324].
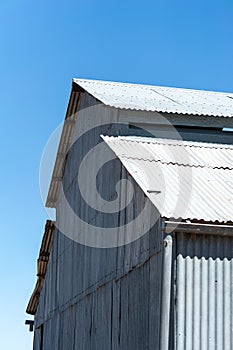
[46, 78, 233, 208]
[102, 136, 233, 223]
[73, 78, 233, 117]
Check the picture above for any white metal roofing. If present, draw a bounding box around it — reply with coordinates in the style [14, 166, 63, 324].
[73, 78, 233, 117]
[102, 136, 233, 223]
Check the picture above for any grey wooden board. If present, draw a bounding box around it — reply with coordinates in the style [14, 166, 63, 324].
[34, 254, 162, 350]
[35, 198, 162, 328]
[33, 92, 164, 349]
[32, 328, 41, 350]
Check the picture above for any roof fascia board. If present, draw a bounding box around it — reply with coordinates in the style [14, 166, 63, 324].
[46, 88, 83, 207]
[46, 90, 113, 208]
[164, 221, 233, 237]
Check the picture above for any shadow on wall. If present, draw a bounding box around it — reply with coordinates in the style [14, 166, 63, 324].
[176, 232, 233, 260]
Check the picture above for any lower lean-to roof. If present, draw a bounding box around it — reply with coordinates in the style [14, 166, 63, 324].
[102, 136, 233, 223]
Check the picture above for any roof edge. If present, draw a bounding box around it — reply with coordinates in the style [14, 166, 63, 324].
[164, 221, 233, 236]
[26, 220, 56, 315]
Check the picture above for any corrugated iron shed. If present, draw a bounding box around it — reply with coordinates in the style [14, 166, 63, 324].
[102, 136, 233, 223]
[73, 78, 233, 117]
[26, 220, 55, 315]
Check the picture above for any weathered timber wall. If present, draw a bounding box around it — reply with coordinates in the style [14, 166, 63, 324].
[34, 92, 163, 349]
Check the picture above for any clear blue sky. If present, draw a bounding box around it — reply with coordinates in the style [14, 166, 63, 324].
[0, 0, 233, 348]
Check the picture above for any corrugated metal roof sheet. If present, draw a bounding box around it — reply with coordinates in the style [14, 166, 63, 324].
[73, 78, 233, 117]
[102, 136, 233, 223]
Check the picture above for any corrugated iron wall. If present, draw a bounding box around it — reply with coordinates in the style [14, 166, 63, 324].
[174, 232, 233, 350]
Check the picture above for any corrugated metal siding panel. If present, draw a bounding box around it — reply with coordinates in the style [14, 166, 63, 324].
[174, 233, 233, 350]
[103, 136, 233, 223]
[73, 78, 233, 117]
